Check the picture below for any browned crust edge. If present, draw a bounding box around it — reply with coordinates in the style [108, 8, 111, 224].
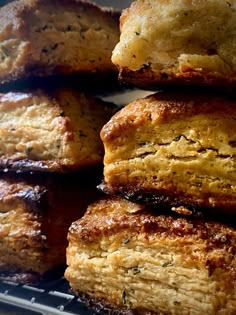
[0, 265, 65, 284]
[118, 67, 236, 92]
[0, 158, 78, 173]
[0, 156, 105, 174]
[98, 182, 236, 221]
[73, 290, 163, 315]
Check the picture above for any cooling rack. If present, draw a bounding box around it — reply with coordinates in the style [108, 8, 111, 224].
[0, 278, 94, 315]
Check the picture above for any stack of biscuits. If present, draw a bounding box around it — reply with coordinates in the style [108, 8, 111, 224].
[0, 0, 120, 284]
[65, 1, 236, 315]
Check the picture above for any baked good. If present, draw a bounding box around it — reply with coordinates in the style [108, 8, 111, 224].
[0, 88, 115, 172]
[112, 0, 236, 89]
[0, 0, 119, 84]
[0, 171, 101, 284]
[100, 91, 236, 215]
[65, 196, 236, 315]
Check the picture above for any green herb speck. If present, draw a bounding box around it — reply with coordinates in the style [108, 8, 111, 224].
[132, 267, 141, 275]
[122, 238, 130, 244]
[122, 291, 126, 304]
[162, 262, 174, 267]
[2, 46, 9, 57]
[25, 147, 33, 156]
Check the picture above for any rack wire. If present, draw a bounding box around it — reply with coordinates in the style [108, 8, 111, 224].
[0, 278, 94, 315]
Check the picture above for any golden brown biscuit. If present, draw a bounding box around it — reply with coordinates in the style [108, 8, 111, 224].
[0, 171, 102, 284]
[100, 92, 236, 215]
[0, 0, 119, 84]
[0, 88, 115, 172]
[65, 197, 236, 315]
[112, 0, 236, 89]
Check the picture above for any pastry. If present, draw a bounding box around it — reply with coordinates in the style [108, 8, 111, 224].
[0, 88, 115, 172]
[112, 0, 236, 89]
[100, 91, 236, 215]
[65, 196, 236, 315]
[0, 0, 119, 84]
[0, 171, 101, 284]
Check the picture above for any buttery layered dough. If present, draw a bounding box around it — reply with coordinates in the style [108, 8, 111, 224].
[0, 0, 119, 84]
[0, 88, 115, 172]
[112, 0, 236, 89]
[100, 92, 236, 215]
[0, 171, 101, 284]
[65, 197, 236, 315]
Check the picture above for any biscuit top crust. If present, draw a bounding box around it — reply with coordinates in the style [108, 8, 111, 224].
[0, 0, 119, 30]
[68, 197, 236, 276]
[0, 0, 120, 83]
[69, 197, 236, 242]
[101, 92, 236, 142]
[112, 0, 236, 76]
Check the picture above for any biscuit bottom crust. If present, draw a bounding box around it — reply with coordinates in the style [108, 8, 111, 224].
[65, 197, 236, 315]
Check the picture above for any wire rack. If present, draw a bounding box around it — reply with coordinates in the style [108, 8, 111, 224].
[0, 278, 94, 315]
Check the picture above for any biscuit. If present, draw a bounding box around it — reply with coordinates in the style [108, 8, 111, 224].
[0, 171, 101, 284]
[0, 0, 119, 84]
[112, 0, 236, 89]
[0, 88, 115, 172]
[65, 197, 236, 315]
[100, 92, 236, 215]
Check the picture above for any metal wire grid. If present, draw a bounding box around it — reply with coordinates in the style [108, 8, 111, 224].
[0, 278, 94, 315]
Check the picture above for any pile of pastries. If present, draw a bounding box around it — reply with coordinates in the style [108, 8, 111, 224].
[65, 1, 236, 315]
[0, 0, 119, 283]
[0, 0, 235, 314]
